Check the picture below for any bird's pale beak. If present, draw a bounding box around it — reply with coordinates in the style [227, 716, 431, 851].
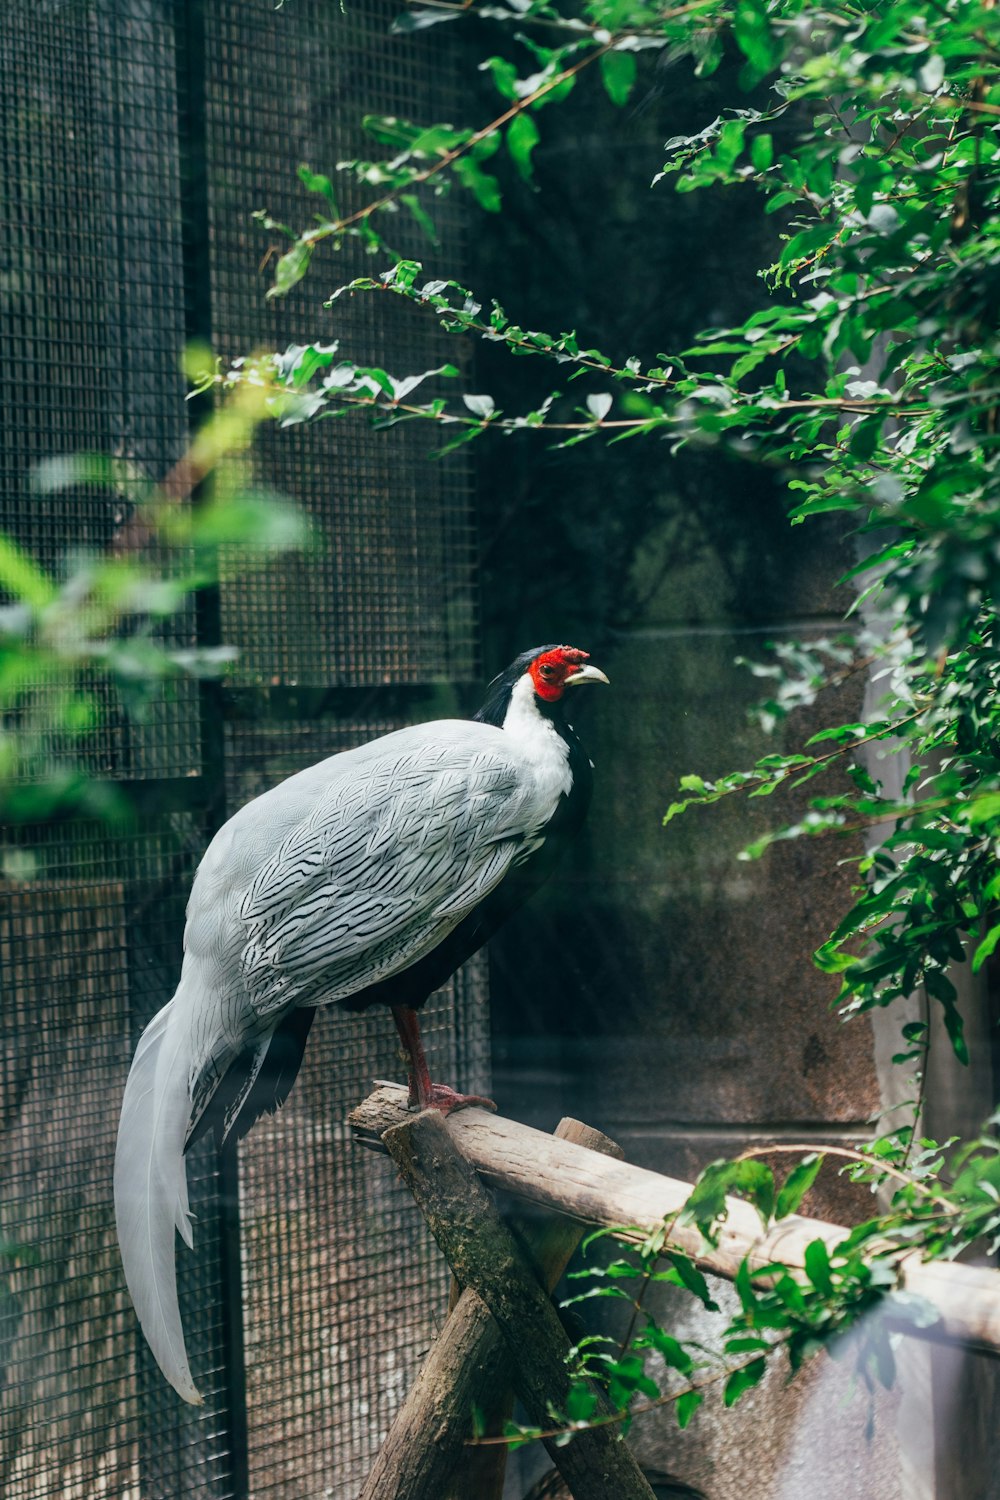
[563, 664, 610, 687]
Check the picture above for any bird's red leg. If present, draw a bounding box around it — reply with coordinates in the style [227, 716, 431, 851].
[390, 1004, 496, 1115]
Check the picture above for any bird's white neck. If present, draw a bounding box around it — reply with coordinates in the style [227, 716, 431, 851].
[501, 674, 573, 803]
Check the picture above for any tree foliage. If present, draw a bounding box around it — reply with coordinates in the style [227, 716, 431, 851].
[226, 0, 1000, 1440]
[0, 375, 307, 838]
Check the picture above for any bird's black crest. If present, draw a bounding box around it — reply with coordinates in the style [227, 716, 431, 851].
[473, 645, 564, 727]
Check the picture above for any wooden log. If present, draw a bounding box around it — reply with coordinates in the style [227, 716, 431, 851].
[359, 1118, 623, 1500]
[380, 1109, 657, 1500]
[349, 1085, 1000, 1357]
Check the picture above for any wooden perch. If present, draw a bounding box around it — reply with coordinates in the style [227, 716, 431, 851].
[380, 1108, 658, 1500]
[350, 1084, 1000, 1356]
[358, 1117, 623, 1500]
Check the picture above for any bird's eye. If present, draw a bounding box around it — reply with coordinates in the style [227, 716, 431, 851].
[539, 664, 556, 678]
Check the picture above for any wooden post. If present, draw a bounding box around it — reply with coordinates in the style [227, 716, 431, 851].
[379, 1109, 658, 1500]
[350, 1085, 1000, 1356]
[359, 1118, 623, 1500]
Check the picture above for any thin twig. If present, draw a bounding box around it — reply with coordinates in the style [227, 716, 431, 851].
[467, 1349, 781, 1447]
[322, 45, 615, 237]
[734, 1142, 956, 1213]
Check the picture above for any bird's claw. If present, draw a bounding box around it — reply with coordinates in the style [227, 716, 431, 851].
[409, 1084, 497, 1116]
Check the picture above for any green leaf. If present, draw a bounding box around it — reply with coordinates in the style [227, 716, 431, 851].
[458, 142, 496, 187]
[773, 1272, 808, 1314]
[267, 241, 313, 299]
[804, 723, 869, 747]
[684, 1158, 775, 1238]
[607, 1353, 660, 1406]
[776, 1154, 823, 1218]
[972, 926, 1000, 974]
[715, 118, 747, 170]
[665, 1252, 719, 1310]
[637, 1326, 693, 1374]
[391, 7, 462, 31]
[537, 73, 576, 109]
[0, 535, 55, 608]
[452, 156, 502, 213]
[189, 492, 309, 553]
[968, 794, 1000, 826]
[723, 1357, 767, 1406]
[736, 1160, 775, 1225]
[804, 1239, 834, 1297]
[676, 1389, 703, 1429]
[725, 1335, 770, 1355]
[750, 132, 774, 171]
[940, 998, 969, 1065]
[693, 30, 723, 77]
[362, 114, 422, 149]
[296, 163, 338, 213]
[564, 1382, 599, 1423]
[600, 51, 637, 109]
[481, 55, 518, 101]
[501, 1419, 542, 1452]
[507, 112, 540, 184]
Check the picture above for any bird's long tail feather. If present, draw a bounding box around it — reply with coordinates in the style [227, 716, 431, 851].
[114, 992, 204, 1406]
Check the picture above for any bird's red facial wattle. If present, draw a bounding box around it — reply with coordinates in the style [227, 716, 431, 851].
[527, 647, 609, 702]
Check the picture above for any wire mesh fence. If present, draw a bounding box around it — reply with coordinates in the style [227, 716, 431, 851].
[0, 2, 485, 1497]
[202, 0, 478, 687]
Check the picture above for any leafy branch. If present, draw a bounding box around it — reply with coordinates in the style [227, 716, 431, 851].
[474, 1116, 1000, 1447]
[0, 371, 308, 837]
[258, 32, 625, 294]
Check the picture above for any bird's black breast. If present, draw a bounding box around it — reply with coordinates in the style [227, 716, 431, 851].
[339, 722, 593, 1014]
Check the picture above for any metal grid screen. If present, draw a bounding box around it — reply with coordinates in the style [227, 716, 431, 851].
[0, 0, 198, 785]
[0, 3, 487, 1498]
[204, 0, 478, 687]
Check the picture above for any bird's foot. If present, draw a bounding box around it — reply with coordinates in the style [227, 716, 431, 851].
[409, 1083, 497, 1116]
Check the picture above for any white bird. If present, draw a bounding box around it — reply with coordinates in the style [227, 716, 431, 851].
[114, 643, 608, 1403]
